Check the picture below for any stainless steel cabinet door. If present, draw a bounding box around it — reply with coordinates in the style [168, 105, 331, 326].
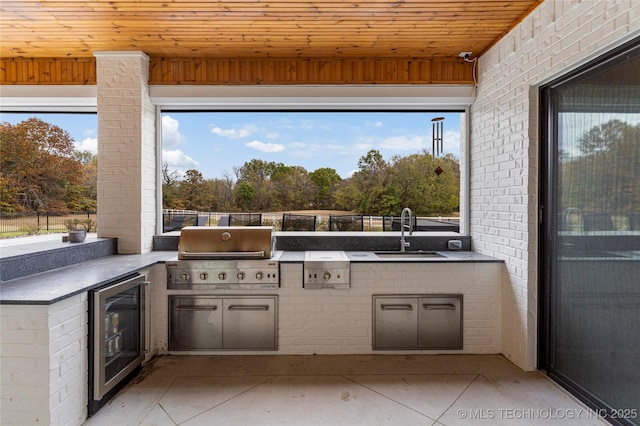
[418, 296, 462, 349]
[169, 296, 223, 350]
[373, 297, 418, 349]
[222, 297, 277, 350]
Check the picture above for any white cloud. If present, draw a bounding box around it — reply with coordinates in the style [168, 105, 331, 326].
[162, 115, 185, 148]
[443, 129, 461, 154]
[246, 140, 285, 153]
[379, 135, 427, 151]
[265, 131, 280, 139]
[367, 120, 383, 128]
[354, 142, 374, 151]
[75, 137, 97, 154]
[325, 143, 347, 152]
[211, 124, 256, 139]
[163, 149, 199, 170]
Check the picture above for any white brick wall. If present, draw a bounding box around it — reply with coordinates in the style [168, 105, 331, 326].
[161, 261, 502, 355]
[95, 51, 157, 254]
[1, 293, 87, 426]
[470, 0, 640, 370]
[1, 304, 50, 424]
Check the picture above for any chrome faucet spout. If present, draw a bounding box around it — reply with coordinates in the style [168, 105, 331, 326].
[400, 207, 413, 252]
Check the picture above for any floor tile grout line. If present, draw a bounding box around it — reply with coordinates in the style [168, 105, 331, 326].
[151, 374, 180, 425]
[341, 374, 439, 424]
[171, 375, 277, 425]
[153, 403, 178, 426]
[130, 376, 179, 426]
[433, 373, 481, 425]
[156, 372, 490, 378]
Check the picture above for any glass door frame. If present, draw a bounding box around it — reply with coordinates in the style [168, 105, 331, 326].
[538, 36, 640, 424]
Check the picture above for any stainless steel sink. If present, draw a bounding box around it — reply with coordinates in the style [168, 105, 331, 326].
[374, 251, 445, 258]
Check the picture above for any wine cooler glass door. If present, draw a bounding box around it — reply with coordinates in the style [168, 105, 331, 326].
[93, 275, 146, 400]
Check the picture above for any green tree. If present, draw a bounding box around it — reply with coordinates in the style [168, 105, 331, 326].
[162, 162, 183, 209]
[0, 118, 85, 211]
[337, 149, 460, 216]
[309, 167, 342, 209]
[348, 149, 390, 213]
[234, 181, 256, 210]
[182, 169, 214, 211]
[207, 175, 235, 211]
[562, 119, 640, 214]
[272, 164, 311, 210]
[234, 159, 282, 210]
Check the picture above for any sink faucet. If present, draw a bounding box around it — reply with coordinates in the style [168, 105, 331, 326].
[400, 207, 413, 252]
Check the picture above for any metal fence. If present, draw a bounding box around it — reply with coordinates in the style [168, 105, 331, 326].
[1, 210, 459, 237]
[0, 211, 97, 235]
[162, 209, 459, 232]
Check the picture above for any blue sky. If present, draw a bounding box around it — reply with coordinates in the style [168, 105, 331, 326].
[162, 111, 462, 179]
[2, 111, 462, 179]
[1, 112, 99, 154]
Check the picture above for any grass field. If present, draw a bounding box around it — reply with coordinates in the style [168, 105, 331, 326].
[0, 213, 96, 238]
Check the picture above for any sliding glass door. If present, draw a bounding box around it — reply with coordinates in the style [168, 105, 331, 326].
[540, 39, 640, 425]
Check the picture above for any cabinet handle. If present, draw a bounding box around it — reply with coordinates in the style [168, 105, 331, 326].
[227, 305, 270, 311]
[423, 303, 456, 310]
[175, 305, 218, 311]
[380, 304, 414, 311]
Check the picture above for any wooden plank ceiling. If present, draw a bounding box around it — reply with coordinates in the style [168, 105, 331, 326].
[0, 0, 542, 85]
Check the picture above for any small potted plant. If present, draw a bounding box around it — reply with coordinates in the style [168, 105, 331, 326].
[65, 218, 93, 243]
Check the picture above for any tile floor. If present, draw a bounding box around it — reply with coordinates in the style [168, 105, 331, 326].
[84, 354, 609, 426]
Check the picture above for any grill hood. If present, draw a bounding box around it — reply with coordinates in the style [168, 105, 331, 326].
[177, 226, 275, 260]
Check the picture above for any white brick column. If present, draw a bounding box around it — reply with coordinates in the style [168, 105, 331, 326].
[0, 294, 88, 425]
[94, 51, 157, 254]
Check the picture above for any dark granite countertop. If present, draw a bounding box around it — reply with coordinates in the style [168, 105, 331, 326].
[0, 234, 118, 282]
[154, 231, 473, 252]
[279, 250, 502, 263]
[1, 232, 501, 306]
[347, 250, 504, 262]
[0, 251, 175, 305]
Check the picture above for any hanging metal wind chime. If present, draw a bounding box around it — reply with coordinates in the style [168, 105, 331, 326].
[431, 117, 445, 175]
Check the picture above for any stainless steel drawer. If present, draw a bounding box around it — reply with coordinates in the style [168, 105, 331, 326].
[169, 296, 222, 350]
[418, 296, 463, 349]
[373, 294, 463, 350]
[222, 297, 277, 350]
[373, 297, 418, 349]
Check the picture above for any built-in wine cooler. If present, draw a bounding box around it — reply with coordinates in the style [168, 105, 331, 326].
[88, 274, 148, 416]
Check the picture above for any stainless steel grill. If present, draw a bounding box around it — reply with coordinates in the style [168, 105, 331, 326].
[177, 226, 275, 260]
[167, 226, 280, 290]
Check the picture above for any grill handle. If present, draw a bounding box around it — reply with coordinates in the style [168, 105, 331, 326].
[179, 251, 266, 259]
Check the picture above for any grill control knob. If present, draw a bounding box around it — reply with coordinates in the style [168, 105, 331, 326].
[323, 271, 331, 280]
[199, 272, 209, 280]
[218, 272, 227, 280]
[180, 272, 190, 281]
[255, 272, 264, 280]
[237, 272, 245, 280]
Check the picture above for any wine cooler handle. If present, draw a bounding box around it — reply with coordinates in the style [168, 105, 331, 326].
[144, 281, 151, 354]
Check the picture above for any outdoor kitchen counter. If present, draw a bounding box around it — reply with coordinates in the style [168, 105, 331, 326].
[1, 250, 503, 305]
[279, 250, 502, 262]
[0, 251, 175, 305]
